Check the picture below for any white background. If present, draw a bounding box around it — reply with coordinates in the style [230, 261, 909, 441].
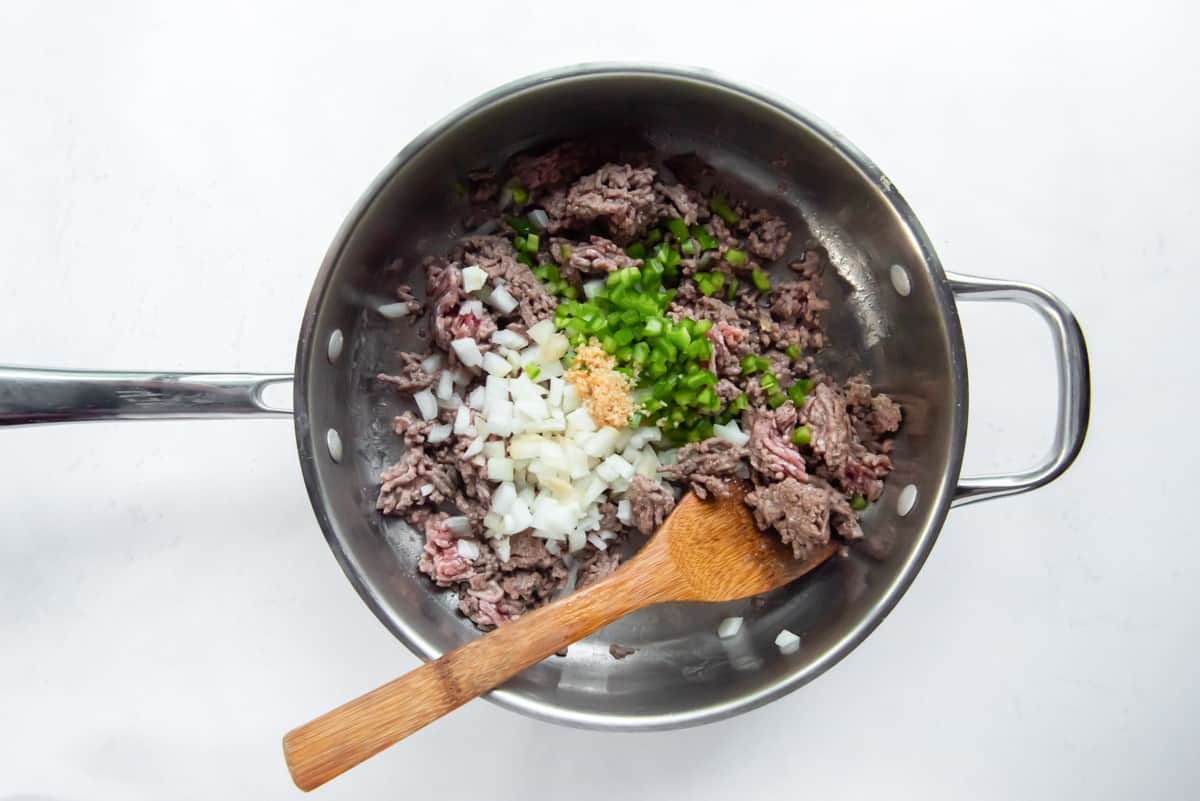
[2, 2, 1197, 799]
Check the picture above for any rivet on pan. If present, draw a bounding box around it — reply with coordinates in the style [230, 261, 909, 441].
[890, 264, 912, 297]
[326, 428, 344, 463]
[897, 484, 918, 516]
[327, 329, 344, 363]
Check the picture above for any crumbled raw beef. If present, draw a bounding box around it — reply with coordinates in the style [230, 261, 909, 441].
[559, 163, 659, 243]
[377, 352, 437, 395]
[454, 235, 555, 327]
[745, 209, 792, 261]
[552, 234, 641, 281]
[609, 644, 637, 660]
[656, 181, 708, 224]
[576, 547, 622, 589]
[745, 478, 831, 560]
[658, 438, 747, 499]
[377, 448, 457, 516]
[627, 475, 676, 535]
[747, 403, 808, 483]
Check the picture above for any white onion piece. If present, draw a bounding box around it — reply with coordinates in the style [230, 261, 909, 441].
[717, 617, 743, 639]
[413, 390, 437, 421]
[453, 405, 473, 435]
[616, 499, 632, 525]
[583, 427, 619, 458]
[456, 539, 480, 560]
[775, 629, 801, 654]
[487, 457, 515, 482]
[444, 516, 471, 535]
[492, 536, 511, 563]
[491, 482, 517, 514]
[427, 423, 452, 444]
[463, 437, 485, 458]
[467, 386, 486, 410]
[596, 454, 634, 483]
[547, 377, 565, 407]
[488, 285, 519, 314]
[539, 333, 569, 363]
[460, 299, 485, 317]
[527, 208, 550, 230]
[462, 265, 488, 292]
[482, 440, 506, 459]
[376, 302, 411, 319]
[436, 370, 454, 401]
[527, 319, 556, 345]
[491, 329, 528, 349]
[419, 484, 434, 497]
[451, 338, 483, 368]
[567, 529, 586, 553]
[582, 279, 605, 299]
[452, 367, 472, 386]
[482, 351, 512, 377]
[484, 375, 509, 407]
[713, 420, 750, 447]
[587, 533, 608, 551]
[421, 353, 444, 374]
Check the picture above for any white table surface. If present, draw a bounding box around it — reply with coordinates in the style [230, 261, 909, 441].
[2, 2, 1197, 799]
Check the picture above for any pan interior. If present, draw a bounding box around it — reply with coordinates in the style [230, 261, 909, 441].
[295, 67, 964, 729]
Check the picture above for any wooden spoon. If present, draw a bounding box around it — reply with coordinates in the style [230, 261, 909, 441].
[283, 482, 837, 791]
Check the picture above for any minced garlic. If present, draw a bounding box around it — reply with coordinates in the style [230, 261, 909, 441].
[565, 342, 634, 429]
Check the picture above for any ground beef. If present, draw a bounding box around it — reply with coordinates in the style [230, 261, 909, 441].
[801, 383, 855, 476]
[576, 547, 622, 589]
[559, 163, 659, 243]
[552, 234, 641, 280]
[377, 448, 458, 516]
[391, 410, 439, 448]
[745, 210, 792, 261]
[377, 352, 437, 395]
[609, 644, 637, 660]
[745, 478, 832, 560]
[659, 438, 747, 499]
[393, 283, 424, 317]
[656, 181, 708, 224]
[627, 475, 676, 535]
[747, 403, 808, 483]
[465, 168, 498, 203]
[510, 141, 601, 191]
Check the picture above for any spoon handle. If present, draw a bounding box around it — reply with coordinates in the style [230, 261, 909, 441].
[282, 560, 674, 791]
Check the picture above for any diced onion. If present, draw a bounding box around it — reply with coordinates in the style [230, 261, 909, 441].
[775, 629, 801, 654]
[527, 208, 550, 230]
[413, 390, 437, 421]
[717, 617, 743, 639]
[467, 386, 486, 410]
[488, 285, 519, 314]
[487, 457, 515, 482]
[587, 533, 608, 551]
[377, 302, 411, 319]
[421, 353, 444, 374]
[419, 483, 434, 497]
[444, 516, 471, 535]
[713, 420, 750, 447]
[491, 482, 517, 514]
[451, 337, 483, 368]
[582, 279, 605, 299]
[462, 265, 488, 292]
[453, 405, 473, 435]
[539, 333, 569, 362]
[427, 423, 452, 444]
[482, 351, 512, 377]
[491, 329, 529, 349]
[456, 539, 480, 559]
[436, 370, 454, 401]
[463, 437, 484, 458]
[527, 319, 556, 345]
[616, 499, 632, 525]
[493, 536, 511, 563]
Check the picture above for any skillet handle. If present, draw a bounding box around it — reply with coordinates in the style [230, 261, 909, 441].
[0, 366, 293, 426]
[946, 274, 1090, 507]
